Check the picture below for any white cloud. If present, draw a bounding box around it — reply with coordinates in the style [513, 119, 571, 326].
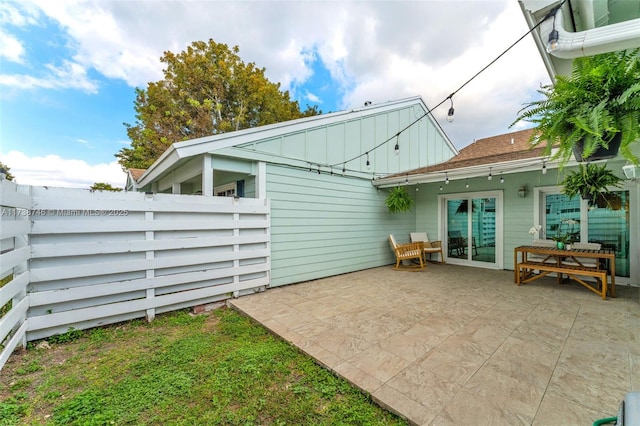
[0, 150, 126, 189]
[0, 29, 25, 63]
[0, 59, 99, 93]
[7, 0, 549, 150]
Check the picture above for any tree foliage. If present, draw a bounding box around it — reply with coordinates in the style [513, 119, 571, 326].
[0, 161, 15, 181]
[90, 182, 122, 192]
[117, 39, 320, 170]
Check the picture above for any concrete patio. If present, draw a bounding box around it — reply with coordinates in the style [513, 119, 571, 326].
[229, 263, 639, 426]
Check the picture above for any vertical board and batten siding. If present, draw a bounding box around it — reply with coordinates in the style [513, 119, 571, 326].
[0, 180, 31, 370]
[266, 165, 416, 287]
[25, 186, 270, 341]
[236, 103, 455, 177]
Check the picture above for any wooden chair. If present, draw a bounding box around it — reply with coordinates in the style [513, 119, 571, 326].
[388, 235, 425, 270]
[448, 231, 465, 256]
[410, 232, 445, 263]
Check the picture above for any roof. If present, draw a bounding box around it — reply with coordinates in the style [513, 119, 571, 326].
[128, 168, 147, 182]
[136, 96, 457, 187]
[374, 128, 554, 187]
[407, 128, 543, 175]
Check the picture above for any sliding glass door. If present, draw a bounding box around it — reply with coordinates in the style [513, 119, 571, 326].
[443, 192, 501, 267]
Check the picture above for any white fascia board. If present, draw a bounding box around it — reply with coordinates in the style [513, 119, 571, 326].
[373, 157, 564, 188]
[135, 146, 180, 188]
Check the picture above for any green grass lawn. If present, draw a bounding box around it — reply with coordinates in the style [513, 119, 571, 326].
[0, 307, 407, 425]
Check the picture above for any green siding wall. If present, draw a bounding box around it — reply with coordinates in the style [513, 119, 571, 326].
[267, 165, 416, 287]
[414, 160, 632, 272]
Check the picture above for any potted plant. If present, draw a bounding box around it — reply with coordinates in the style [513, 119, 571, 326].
[512, 48, 640, 166]
[385, 186, 414, 213]
[560, 163, 623, 209]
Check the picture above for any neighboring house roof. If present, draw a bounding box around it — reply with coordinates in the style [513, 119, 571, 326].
[125, 167, 148, 191]
[136, 96, 458, 188]
[128, 168, 147, 182]
[375, 128, 553, 187]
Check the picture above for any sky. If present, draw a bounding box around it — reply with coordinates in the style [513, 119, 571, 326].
[0, 0, 550, 189]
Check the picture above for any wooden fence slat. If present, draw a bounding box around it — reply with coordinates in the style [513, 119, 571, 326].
[30, 219, 269, 234]
[0, 246, 30, 277]
[31, 234, 269, 258]
[30, 248, 270, 282]
[28, 277, 269, 332]
[0, 321, 28, 371]
[0, 296, 28, 344]
[29, 263, 269, 306]
[0, 220, 30, 241]
[0, 183, 31, 209]
[0, 271, 29, 308]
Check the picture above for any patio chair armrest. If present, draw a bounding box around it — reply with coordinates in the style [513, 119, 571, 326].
[426, 241, 442, 248]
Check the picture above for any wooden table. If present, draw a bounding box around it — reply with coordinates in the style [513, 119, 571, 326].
[514, 245, 616, 299]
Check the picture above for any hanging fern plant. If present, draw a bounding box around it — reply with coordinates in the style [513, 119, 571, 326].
[385, 186, 414, 213]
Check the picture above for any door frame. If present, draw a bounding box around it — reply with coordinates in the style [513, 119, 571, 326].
[438, 190, 504, 269]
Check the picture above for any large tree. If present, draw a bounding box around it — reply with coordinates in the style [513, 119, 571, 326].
[117, 40, 320, 170]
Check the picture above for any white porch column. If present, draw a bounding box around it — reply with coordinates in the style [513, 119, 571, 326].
[202, 153, 214, 196]
[256, 161, 267, 199]
[172, 182, 181, 194]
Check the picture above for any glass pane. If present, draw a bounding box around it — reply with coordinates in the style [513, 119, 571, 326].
[472, 198, 496, 263]
[447, 199, 468, 259]
[543, 194, 581, 243]
[587, 191, 630, 277]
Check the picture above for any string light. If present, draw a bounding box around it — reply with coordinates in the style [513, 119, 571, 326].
[394, 135, 400, 155]
[445, 172, 449, 184]
[500, 173, 504, 184]
[446, 95, 455, 123]
[439, 185, 443, 191]
[405, 174, 409, 184]
[488, 167, 492, 181]
[542, 161, 547, 175]
[366, 152, 371, 169]
[326, 13, 557, 174]
[465, 180, 469, 188]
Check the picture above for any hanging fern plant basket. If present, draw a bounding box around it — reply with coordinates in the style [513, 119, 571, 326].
[385, 186, 414, 213]
[572, 133, 623, 162]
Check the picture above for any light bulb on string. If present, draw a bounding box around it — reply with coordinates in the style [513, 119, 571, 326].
[394, 135, 400, 156]
[445, 172, 449, 184]
[542, 161, 547, 175]
[488, 167, 492, 181]
[446, 95, 455, 123]
[366, 152, 371, 169]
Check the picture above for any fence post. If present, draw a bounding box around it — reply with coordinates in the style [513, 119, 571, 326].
[144, 192, 155, 322]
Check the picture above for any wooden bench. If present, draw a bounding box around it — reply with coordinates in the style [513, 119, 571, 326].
[516, 261, 608, 299]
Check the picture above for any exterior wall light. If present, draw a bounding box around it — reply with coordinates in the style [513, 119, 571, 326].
[517, 185, 528, 198]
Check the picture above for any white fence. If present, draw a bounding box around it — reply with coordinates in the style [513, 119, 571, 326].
[0, 182, 271, 370]
[0, 180, 31, 370]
